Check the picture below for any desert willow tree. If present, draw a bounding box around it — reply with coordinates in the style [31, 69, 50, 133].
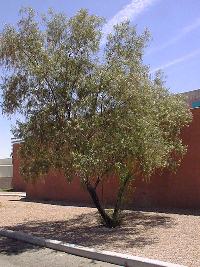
[0, 8, 192, 227]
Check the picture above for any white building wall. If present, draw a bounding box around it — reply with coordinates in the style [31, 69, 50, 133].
[0, 158, 13, 178]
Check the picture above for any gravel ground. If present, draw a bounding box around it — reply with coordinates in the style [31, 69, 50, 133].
[0, 196, 199, 267]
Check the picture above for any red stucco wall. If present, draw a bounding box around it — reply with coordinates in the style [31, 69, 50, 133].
[12, 143, 27, 192]
[12, 108, 200, 208]
[25, 173, 120, 206]
[132, 108, 200, 208]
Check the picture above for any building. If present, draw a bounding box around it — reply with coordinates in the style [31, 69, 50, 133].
[0, 158, 13, 189]
[182, 88, 200, 108]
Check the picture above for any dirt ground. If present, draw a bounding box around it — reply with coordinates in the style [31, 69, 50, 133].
[0, 195, 199, 267]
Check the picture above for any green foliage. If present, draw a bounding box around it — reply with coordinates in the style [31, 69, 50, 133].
[0, 8, 192, 226]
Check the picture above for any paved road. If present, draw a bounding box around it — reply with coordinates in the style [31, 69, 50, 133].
[0, 236, 120, 267]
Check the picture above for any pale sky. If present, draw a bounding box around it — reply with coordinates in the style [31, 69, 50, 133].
[0, 0, 200, 158]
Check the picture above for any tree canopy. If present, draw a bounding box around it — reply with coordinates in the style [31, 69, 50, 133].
[0, 8, 192, 227]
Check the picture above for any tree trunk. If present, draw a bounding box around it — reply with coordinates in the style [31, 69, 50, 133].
[112, 174, 131, 223]
[86, 174, 131, 228]
[86, 182, 113, 228]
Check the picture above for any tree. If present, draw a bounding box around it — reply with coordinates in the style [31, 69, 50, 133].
[0, 8, 192, 228]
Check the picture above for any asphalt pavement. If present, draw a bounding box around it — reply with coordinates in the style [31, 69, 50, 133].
[0, 236, 120, 267]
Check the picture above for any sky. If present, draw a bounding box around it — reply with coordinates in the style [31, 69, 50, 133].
[0, 0, 200, 158]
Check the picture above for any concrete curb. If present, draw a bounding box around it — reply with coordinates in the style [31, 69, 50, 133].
[0, 229, 186, 267]
[0, 192, 26, 197]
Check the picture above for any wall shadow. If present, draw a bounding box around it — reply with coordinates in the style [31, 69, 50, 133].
[131, 206, 200, 216]
[9, 197, 95, 208]
[10, 197, 200, 216]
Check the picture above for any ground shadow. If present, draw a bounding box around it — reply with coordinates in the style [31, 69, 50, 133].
[1, 210, 175, 256]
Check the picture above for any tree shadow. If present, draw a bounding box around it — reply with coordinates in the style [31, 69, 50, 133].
[1, 210, 175, 256]
[0, 236, 41, 255]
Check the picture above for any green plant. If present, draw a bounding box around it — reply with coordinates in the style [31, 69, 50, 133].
[0, 8, 192, 227]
